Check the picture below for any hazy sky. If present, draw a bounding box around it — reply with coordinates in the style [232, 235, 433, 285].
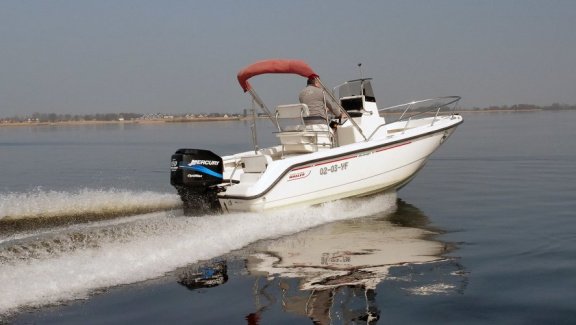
[1, 1, 575, 117]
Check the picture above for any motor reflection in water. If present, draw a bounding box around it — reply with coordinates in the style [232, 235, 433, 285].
[177, 260, 228, 291]
[175, 199, 467, 324]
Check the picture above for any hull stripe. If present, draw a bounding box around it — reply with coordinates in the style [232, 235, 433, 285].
[220, 121, 462, 201]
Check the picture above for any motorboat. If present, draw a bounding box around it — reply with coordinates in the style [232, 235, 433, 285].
[170, 59, 463, 214]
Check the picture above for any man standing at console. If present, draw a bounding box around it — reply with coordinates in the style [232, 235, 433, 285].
[299, 77, 342, 126]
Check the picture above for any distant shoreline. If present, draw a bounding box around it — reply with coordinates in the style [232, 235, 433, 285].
[0, 109, 568, 128]
[0, 117, 244, 128]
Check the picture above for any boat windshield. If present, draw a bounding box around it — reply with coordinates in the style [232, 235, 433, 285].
[334, 79, 376, 102]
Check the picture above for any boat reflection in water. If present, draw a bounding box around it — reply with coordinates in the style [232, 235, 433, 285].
[244, 199, 466, 324]
[173, 199, 465, 324]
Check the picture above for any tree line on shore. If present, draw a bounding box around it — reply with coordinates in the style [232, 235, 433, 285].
[2, 112, 143, 123]
[1, 103, 575, 123]
[0, 112, 240, 123]
[468, 103, 576, 111]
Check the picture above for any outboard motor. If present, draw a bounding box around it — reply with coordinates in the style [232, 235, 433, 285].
[170, 149, 223, 215]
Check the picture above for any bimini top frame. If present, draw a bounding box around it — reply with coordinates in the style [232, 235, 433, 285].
[236, 59, 367, 140]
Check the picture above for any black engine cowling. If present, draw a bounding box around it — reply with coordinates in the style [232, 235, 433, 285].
[170, 149, 223, 215]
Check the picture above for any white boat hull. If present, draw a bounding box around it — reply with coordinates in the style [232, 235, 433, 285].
[219, 116, 461, 212]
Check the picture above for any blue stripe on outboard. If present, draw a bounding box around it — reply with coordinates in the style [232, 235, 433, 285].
[180, 164, 223, 179]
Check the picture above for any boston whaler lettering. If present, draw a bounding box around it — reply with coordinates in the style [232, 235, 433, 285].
[170, 59, 463, 214]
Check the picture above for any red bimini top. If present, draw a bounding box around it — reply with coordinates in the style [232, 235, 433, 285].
[237, 59, 318, 92]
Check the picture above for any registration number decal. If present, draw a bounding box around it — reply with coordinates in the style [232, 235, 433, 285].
[319, 162, 349, 175]
[288, 141, 411, 178]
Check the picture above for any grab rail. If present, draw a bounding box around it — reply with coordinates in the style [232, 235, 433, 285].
[368, 96, 461, 140]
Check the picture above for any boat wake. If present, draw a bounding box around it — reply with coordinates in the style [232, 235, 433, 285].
[0, 191, 397, 316]
[0, 188, 182, 234]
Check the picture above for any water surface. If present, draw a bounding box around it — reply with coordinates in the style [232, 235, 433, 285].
[1, 112, 576, 324]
